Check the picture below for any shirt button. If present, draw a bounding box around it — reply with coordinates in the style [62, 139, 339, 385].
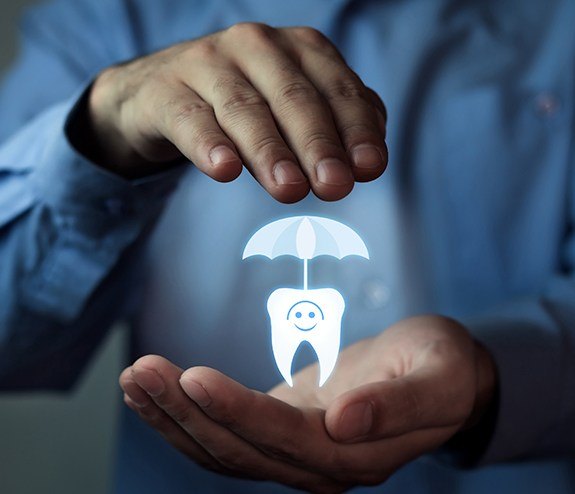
[361, 278, 391, 309]
[534, 92, 560, 118]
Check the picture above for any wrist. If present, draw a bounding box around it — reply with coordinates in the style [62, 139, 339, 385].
[89, 68, 163, 177]
[68, 68, 179, 179]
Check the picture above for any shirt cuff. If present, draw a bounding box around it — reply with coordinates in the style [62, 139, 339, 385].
[23, 89, 186, 321]
[456, 300, 563, 465]
[31, 88, 185, 233]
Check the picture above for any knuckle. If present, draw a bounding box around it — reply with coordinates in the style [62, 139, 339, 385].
[292, 26, 331, 50]
[195, 129, 225, 146]
[171, 101, 212, 129]
[212, 74, 251, 95]
[143, 66, 171, 89]
[226, 22, 274, 43]
[250, 134, 285, 158]
[189, 39, 217, 60]
[301, 130, 340, 153]
[340, 122, 379, 142]
[275, 80, 316, 107]
[324, 78, 368, 103]
[219, 90, 267, 118]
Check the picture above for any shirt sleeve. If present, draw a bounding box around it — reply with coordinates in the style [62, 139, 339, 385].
[446, 163, 575, 465]
[0, 0, 184, 390]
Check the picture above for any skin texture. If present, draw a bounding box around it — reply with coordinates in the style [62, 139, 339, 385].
[87, 23, 388, 202]
[119, 316, 496, 493]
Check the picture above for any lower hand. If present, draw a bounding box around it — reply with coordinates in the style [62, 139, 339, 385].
[119, 316, 496, 493]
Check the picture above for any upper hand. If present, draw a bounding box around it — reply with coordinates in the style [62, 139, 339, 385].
[119, 316, 496, 493]
[88, 23, 388, 202]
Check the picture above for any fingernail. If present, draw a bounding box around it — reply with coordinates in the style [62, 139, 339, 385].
[131, 368, 165, 397]
[351, 145, 383, 169]
[316, 158, 353, 186]
[273, 160, 307, 185]
[209, 145, 238, 167]
[180, 378, 212, 408]
[338, 402, 373, 441]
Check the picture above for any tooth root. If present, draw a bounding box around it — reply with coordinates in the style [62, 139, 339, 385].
[271, 330, 300, 387]
[317, 337, 339, 387]
[304, 316, 341, 387]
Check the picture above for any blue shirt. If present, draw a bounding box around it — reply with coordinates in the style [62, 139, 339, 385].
[1, 0, 574, 492]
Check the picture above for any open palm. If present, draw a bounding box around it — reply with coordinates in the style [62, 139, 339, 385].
[120, 316, 495, 493]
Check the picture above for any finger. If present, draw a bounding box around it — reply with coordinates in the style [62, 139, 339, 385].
[150, 82, 243, 182]
[180, 367, 343, 471]
[189, 67, 310, 203]
[119, 365, 226, 474]
[285, 28, 388, 182]
[325, 370, 473, 443]
[181, 366, 404, 485]
[119, 366, 152, 407]
[181, 367, 464, 487]
[221, 23, 355, 200]
[121, 392, 229, 475]
[133, 357, 340, 491]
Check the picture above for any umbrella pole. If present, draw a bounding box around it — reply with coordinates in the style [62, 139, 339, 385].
[303, 258, 308, 291]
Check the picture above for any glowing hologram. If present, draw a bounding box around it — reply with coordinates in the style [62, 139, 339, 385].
[268, 288, 344, 387]
[243, 215, 369, 387]
[243, 215, 369, 290]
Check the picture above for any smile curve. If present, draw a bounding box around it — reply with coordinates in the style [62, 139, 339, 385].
[295, 323, 317, 331]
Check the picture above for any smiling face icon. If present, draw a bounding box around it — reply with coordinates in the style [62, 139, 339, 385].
[287, 301, 324, 331]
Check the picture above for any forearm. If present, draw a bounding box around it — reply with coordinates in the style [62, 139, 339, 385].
[0, 96, 182, 389]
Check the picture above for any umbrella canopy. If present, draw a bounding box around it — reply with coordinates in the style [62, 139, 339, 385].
[243, 216, 369, 289]
[243, 216, 369, 260]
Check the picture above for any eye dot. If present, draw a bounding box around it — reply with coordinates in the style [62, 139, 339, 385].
[295, 312, 302, 318]
[309, 312, 315, 318]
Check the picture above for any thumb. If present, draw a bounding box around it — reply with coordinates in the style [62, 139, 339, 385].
[325, 372, 471, 443]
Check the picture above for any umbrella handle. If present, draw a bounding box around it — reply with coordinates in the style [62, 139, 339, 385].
[303, 258, 308, 290]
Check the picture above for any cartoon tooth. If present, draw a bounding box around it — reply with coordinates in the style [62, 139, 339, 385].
[243, 215, 369, 387]
[267, 287, 345, 387]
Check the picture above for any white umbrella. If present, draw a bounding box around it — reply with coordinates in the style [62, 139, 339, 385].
[243, 215, 369, 289]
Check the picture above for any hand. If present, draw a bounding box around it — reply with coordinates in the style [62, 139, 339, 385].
[119, 316, 496, 493]
[87, 23, 388, 202]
